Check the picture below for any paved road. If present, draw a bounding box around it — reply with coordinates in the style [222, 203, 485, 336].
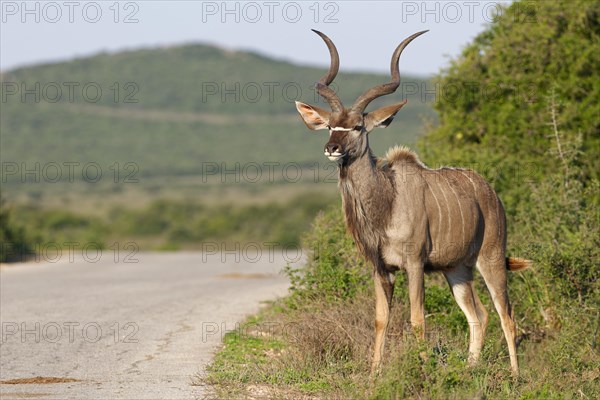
[0, 251, 297, 399]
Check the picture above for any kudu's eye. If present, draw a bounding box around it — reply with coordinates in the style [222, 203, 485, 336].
[354, 125, 363, 132]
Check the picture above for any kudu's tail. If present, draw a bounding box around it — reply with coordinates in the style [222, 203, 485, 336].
[506, 257, 532, 272]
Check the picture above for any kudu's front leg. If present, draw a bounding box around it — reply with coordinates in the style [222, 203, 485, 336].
[372, 268, 395, 375]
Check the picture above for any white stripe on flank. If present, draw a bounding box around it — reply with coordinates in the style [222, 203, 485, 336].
[437, 176, 452, 236]
[459, 170, 477, 195]
[426, 181, 443, 233]
[442, 174, 466, 246]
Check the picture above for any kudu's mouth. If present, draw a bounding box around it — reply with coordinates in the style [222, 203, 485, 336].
[324, 141, 345, 162]
[324, 150, 346, 162]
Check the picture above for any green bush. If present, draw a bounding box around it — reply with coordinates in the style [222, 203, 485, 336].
[2, 194, 335, 262]
[110, 194, 334, 247]
[0, 199, 33, 262]
[420, 0, 599, 212]
[3, 203, 108, 256]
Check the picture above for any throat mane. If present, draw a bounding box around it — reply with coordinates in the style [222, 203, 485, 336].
[338, 153, 394, 267]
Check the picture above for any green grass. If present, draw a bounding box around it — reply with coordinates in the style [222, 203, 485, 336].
[208, 303, 599, 399]
[205, 322, 287, 385]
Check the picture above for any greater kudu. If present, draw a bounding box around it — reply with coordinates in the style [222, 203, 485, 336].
[295, 30, 531, 375]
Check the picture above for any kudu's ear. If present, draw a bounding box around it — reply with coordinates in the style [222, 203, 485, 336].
[295, 101, 330, 131]
[364, 100, 408, 131]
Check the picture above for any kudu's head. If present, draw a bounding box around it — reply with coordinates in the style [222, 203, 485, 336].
[295, 30, 427, 163]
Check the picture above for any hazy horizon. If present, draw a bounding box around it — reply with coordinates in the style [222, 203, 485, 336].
[1, 1, 512, 76]
[1, 39, 439, 79]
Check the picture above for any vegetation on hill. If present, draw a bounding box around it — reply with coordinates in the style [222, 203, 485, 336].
[1, 44, 433, 182]
[206, 1, 600, 398]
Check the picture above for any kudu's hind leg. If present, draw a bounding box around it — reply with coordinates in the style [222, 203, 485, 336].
[476, 257, 519, 375]
[372, 269, 395, 374]
[444, 265, 488, 365]
[407, 267, 425, 339]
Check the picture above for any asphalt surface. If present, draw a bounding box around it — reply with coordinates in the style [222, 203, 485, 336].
[0, 251, 297, 399]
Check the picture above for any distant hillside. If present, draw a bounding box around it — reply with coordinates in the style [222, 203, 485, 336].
[1, 44, 435, 198]
[1, 44, 433, 114]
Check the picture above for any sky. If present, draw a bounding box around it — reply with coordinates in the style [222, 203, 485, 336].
[0, 1, 511, 76]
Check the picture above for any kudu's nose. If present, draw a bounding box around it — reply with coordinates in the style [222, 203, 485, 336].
[325, 143, 342, 154]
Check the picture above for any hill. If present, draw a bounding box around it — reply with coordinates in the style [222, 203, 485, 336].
[1, 44, 434, 193]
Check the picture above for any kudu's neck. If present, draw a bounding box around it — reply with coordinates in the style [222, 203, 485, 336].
[339, 145, 391, 197]
[338, 145, 394, 267]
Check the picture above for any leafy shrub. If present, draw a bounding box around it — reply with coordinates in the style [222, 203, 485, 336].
[3, 194, 335, 262]
[0, 199, 33, 262]
[110, 193, 334, 247]
[503, 91, 599, 319]
[420, 0, 599, 212]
